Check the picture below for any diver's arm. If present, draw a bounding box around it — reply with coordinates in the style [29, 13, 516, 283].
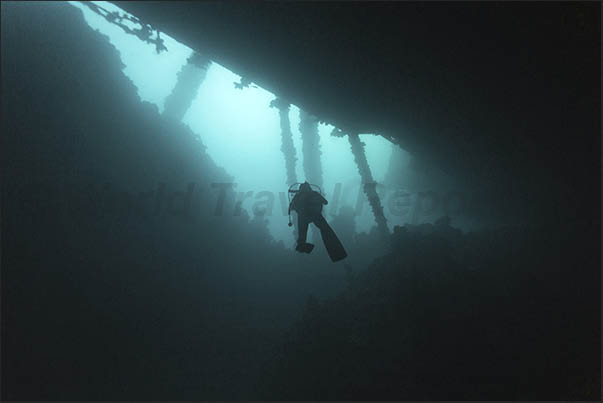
[318, 193, 328, 205]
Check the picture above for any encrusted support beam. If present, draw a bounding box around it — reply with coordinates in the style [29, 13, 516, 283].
[269, 97, 299, 244]
[348, 132, 390, 241]
[163, 51, 211, 121]
[270, 98, 298, 186]
[298, 109, 323, 188]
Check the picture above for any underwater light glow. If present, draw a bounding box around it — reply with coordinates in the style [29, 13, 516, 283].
[69, 0, 398, 244]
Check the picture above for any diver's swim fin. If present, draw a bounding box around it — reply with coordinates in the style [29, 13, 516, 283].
[295, 242, 315, 254]
[319, 224, 347, 262]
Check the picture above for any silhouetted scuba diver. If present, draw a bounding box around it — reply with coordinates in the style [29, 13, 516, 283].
[288, 182, 347, 262]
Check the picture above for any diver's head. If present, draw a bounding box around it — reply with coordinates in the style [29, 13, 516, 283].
[300, 182, 312, 192]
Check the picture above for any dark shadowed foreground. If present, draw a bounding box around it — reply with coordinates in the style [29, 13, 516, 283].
[260, 222, 599, 400]
[1, 2, 599, 400]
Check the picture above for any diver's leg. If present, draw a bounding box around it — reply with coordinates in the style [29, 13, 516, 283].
[312, 214, 330, 232]
[313, 214, 348, 262]
[297, 215, 309, 244]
